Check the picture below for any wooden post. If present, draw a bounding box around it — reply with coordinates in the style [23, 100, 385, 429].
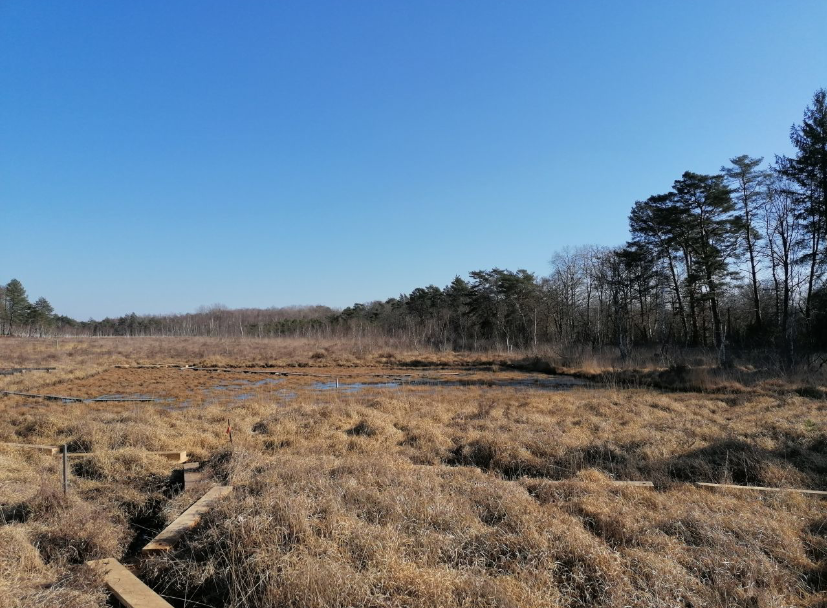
[62, 444, 68, 495]
[227, 418, 233, 445]
[336, 378, 339, 389]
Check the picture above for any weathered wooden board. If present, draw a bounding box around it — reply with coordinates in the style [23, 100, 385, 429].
[142, 485, 233, 553]
[186, 366, 288, 375]
[89, 397, 158, 402]
[65, 450, 187, 463]
[0, 367, 55, 376]
[1, 391, 158, 403]
[542, 479, 654, 488]
[114, 364, 182, 369]
[152, 451, 188, 463]
[0, 442, 60, 455]
[696, 482, 827, 496]
[86, 558, 173, 608]
[1, 390, 83, 401]
[182, 462, 205, 490]
[542, 479, 825, 496]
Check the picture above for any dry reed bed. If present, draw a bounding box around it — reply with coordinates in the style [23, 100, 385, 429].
[0, 341, 825, 606]
[0, 336, 500, 371]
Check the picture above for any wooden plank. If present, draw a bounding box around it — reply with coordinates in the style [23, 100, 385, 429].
[114, 364, 181, 369]
[1, 442, 60, 455]
[90, 397, 158, 403]
[184, 471, 205, 489]
[544, 478, 825, 496]
[86, 558, 173, 608]
[156, 451, 187, 464]
[1, 390, 83, 402]
[183, 463, 205, 490]
[696, 482, 827, 496]
[142, 485, 233, 553]
[152, 451, 187, 463]
[542, 479, 654, 487]
[65, 450, 187, 463]
[186, 366, 287, 375]
[1, 391, 158, 403]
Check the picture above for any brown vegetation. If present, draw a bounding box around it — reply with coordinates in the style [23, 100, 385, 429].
[0, 338, 825, 607]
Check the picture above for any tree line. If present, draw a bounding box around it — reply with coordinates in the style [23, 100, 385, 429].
[333, 89, 827, 366]
[0, 279, 69, 337]
[4, 88, 825, 367]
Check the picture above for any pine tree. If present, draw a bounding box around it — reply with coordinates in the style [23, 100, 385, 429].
[30, 297, 55, 336]
[3, 279, 30, 335]
[777, 88, 827, 320]
[722, 155, 766, 331]
[672, 172, 741, 364]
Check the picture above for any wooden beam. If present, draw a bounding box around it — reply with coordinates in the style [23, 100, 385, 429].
[65, 450, 187, 463]
[142, 485, 233, 554]
[695, 482, 827, 496]
[0, 391, 158, 403]
[186, 366, 288, 375]
[114, 364, 181, 369]
[182, 462, 205, 490]
[542, 479, 654, 488]
[541, 479, 825, 496]
[86, 558, 173, 608]
[154, 451, 187, 463]
[1, 442, 60, 455]
[89, 397, 158, 403]
[0, 390, 84, 402]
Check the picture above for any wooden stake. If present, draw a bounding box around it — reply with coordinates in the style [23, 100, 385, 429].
[227, 418, 233, 445]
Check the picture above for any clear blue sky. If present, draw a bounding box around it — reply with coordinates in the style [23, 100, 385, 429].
[1, 1, 825, 320]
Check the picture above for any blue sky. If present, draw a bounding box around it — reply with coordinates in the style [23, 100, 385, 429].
[1, 1, 825, 320]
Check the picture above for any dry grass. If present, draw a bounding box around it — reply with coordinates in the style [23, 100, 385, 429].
[0, 337, 825, 607]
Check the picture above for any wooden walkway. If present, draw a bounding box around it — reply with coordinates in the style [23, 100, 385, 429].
[0, 367, 55, 376]
[142, 485, 233, 553]
[86, 558, 172, 608]
[0, 390, 158, 403]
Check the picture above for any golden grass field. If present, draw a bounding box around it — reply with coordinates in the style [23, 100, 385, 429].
[0, 337, 825, 607]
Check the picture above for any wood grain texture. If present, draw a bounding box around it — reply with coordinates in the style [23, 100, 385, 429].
[86, 558, 173, 608]
[142, 485, 233, 553]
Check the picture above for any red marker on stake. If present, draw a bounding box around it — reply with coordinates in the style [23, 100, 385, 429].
[226, 418, 233, 445]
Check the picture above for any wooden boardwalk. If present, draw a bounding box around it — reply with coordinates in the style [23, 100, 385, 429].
[0, 367, 55, 376]
[86, 558, 172, 608]
[142, 485, 233, 553]
[0, 390, 158, 403]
